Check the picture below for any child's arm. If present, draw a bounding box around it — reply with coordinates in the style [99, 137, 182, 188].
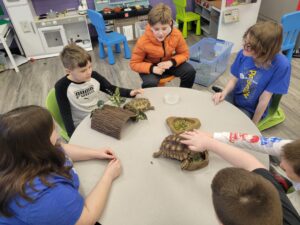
[170, 32, 189, 66]
[212, 75, 237, 104]
[213, 132, 292, 157]
[61, 143, 116, 162]
[55, 81, 76, 137]
[130, 39, 154, 74]
[92, 72, 132, 97]
[180, 130, 266, 171]
[252, 90, 273, 125]
[75, 159, 121, 225]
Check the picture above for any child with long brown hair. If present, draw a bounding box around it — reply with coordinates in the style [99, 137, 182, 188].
[213, 21, 291, 125]
[0, 105, 120, 225]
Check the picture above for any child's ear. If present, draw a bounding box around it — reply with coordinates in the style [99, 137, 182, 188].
[65, 68, 71, 74]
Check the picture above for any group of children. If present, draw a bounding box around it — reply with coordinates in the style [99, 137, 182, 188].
[0, 3, 298, 225]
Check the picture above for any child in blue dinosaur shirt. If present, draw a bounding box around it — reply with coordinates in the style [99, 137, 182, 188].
[212, 21, 291, 125]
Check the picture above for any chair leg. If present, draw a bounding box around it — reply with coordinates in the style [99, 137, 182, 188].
[196, 19, 201, 36]
[107, 45, 115, 65]
[187, 22, 192, 31]
[286, 49, 293, 62]
[183, 22, 188, 38]
[99, 43, 106, 59]
[123, 40, 131, 59]
[115, 43, 121, 53]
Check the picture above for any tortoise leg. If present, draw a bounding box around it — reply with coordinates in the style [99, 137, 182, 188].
[153, 150, 162, 158]
[180, 159, 190, 169]
[185, 159, 209, 171]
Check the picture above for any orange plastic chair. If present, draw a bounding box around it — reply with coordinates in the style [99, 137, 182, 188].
[158, 76, 175, 86]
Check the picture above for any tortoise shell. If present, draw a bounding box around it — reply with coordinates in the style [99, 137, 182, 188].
[153, 134, 209, 171]
[123, 98, 154, 113]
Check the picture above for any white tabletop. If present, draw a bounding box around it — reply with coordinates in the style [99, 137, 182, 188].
[70, 87, 268, 225]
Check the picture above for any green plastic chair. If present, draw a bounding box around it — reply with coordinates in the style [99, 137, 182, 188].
[258, 94, 285, 131]
[172, 0, 201, 38]
[258, 12, 300, 131]
[46, 89, 70, 141]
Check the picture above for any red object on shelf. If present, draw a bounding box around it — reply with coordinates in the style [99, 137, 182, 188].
[297, 0, 300, 10]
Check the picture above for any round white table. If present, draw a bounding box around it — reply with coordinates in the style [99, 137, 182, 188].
[70, 87, 268, 225]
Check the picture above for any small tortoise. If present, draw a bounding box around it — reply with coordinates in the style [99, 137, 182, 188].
[153, 134, 209, 171]
[123, 98, 154, 120]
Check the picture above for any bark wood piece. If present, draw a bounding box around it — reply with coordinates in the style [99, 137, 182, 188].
[91, 105, 136, 139]
[166, 117, 201, 134]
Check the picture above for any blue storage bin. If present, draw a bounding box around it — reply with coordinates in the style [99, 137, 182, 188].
[188, 38, 233, 86]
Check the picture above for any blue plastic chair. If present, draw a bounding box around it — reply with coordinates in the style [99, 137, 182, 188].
[87, 9, 131, 65]
[281, 11, 300, 61]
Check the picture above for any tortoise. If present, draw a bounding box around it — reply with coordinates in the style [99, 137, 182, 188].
[153, 134, 209, 171]
[123, 98, 154, 120]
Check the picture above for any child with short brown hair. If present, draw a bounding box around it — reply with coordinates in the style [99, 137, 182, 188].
[213, 21, 291, 125]
[180, 130, 300, 225]
[212, 167, 283, 225]
[55, 44, 143, 137]
[130, 3, 195, 88]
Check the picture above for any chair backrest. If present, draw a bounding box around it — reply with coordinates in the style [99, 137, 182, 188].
[46, 89, 68, 134]
[281, 11, 300, 61]
[172, 0, 187, 17]
[87, 9, 109, 41]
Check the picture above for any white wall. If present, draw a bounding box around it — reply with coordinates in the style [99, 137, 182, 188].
[217, 0, 261, 53]
[259, 0, 298, 22]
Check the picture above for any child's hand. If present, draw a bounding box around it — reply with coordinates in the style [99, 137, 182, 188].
[104, 158, 122, 181]
[157, 61, 173, 70]
[130, 88, 144, 97]
[153, 66, 165, 75]
[98, 148, 116, 160]
[212, 92, 226, 105]
[180, 130, 212, 152]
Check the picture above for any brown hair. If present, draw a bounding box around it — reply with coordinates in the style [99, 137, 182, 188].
[148, 3, 172, 26]
[60, 43, 91, 70]
[282, 140, 300, 176]
[243, 21, 283, 68]
[211, 167, 282, 225]
[0, 105, 72, 217]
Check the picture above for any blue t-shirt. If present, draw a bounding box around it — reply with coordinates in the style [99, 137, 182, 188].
[0, 160, 84, 225]
[231, 50, 291, 117]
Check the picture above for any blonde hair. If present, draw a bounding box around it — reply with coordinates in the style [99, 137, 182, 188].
[148, 3, 172, 26]
[243, 21, 283, 68]
[212, 168, 282, 225]
[60, 44, 91, 70]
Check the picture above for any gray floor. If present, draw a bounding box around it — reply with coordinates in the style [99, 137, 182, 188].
[0, 35, 299, 140]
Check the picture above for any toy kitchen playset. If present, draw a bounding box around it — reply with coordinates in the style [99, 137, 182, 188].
[3, 0, 92, 59]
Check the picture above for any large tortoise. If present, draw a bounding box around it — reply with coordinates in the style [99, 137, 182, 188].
[153, 134, 209, 171]
[123, 98, 154, 120]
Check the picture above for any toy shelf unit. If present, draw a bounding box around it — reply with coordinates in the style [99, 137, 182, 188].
[188, 38, 233, 87]
[95, 0, 150, 12]
[94, 0, 150, 41]
[114, 15, 148, 41]
[195, 0, 221, 38]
